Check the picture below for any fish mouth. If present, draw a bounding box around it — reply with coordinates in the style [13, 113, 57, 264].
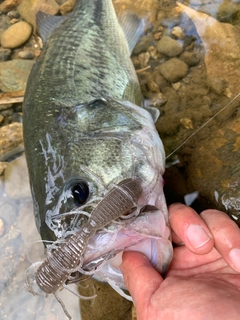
[68, 205, 173, 289]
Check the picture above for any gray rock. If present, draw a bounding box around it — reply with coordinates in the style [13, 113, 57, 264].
[133, 35, 155, 55]
[0, 15, 11, 39]
[1, 108, 13, 117]
[161, 16, 181, 28]
[11, 112, 22, 123]
[159, 58, 189, 83]
[4, 154, 31, 199]
[0, 59, 34, 92]
[0, 103, 12, 111]
[179, 51, 200, 66]
[0, 48, 11, 61]
[157, 36, 183, 57]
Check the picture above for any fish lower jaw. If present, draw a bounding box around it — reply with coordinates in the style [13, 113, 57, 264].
[80, 207, 173, 293]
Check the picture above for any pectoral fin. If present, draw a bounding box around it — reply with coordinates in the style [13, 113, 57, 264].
[118, 12, 147, 54]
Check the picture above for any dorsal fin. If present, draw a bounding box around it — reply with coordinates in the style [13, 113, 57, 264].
[36, 11, 70, 43]
[118, 12, 147, 54]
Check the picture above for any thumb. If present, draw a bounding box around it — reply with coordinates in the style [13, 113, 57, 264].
[121, 251, 163, 317]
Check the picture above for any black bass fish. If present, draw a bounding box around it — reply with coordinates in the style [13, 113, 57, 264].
[23, 0, 172, 304]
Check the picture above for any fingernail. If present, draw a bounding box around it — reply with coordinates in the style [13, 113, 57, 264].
[229, 248, 240, 273]
[186, 224, 211, 248]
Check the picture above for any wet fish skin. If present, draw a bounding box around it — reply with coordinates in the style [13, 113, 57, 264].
[23, 0, 171, 288]
[23, 0, 144, 240]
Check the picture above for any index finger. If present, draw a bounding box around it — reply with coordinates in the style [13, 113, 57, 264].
[169, 203, 214, 254]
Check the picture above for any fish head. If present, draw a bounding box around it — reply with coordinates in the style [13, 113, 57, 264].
[27, 97, 172, 291]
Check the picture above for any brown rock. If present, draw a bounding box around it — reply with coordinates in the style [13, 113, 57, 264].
[0, 122, 24, 161]
[1, 21, 32, 49]
[157, 36, 183, 57]
[159, 58, 188, 83]
[177, 3, 240, 98]
[18, 0, 59, 32]
[186, 115, 240, 225]
[0, 59, 35, 92]
[59, 0, 76, 15]
[0, 0, 21, 13]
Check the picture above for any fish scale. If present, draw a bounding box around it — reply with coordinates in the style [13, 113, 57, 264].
[29, 0, 140, 107]
[24, 1, 172, 314]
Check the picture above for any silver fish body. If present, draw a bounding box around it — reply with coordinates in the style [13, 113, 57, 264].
[23, 0, 172, 297]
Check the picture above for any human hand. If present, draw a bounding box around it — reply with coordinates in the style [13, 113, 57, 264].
[121, 203, 240, 320]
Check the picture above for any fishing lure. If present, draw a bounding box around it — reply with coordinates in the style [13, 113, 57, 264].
[27, 177, 143, 319]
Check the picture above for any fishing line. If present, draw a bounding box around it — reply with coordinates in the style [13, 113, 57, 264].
[165, 92, 240, 160]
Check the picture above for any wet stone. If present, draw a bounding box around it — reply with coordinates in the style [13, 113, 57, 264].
[153, 69, 169, 90]
[180, 117, 194, 130]
[0, 122, 23, 161]
[10, 18, 19, 24]
[138, 52, 150, 68]
[172, 26, 185, 39]
[59, 0, 76, 15]
[216, 2, 240, 22]
[0, 48, 11, 61]
[157, 36, 183, 57]
[132, 35, 155, 55]
[0, 103, 12, 111]
[0, 59, 34, 92]
[0, 14, 11, 38]
[179, 51, 200, 66]
[11, 112, 22, 123]
[1, 108, 13, 117]
[1, 21, 32, 49]
[0, 0, 22, 13]
[7, 10, 20, 19]
[150, 92, 167, 108]
[18, 50, 35, 59]
[17, 0, 59, 32]
[159, 58, 189, 83]
[172, 82, 181, 91]
[161, 15, 181, 28]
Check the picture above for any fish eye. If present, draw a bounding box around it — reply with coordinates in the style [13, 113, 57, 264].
[71, 181, 89, 206]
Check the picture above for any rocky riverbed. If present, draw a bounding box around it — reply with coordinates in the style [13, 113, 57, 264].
[0, 0, 240, 319]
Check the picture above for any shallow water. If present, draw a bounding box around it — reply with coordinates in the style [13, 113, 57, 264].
[0, 0, 240, 319]
[0, 155, 81, 319]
